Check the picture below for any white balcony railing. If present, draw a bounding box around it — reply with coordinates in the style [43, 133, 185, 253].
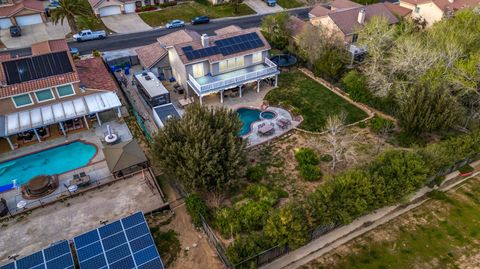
[188, 57, 278, 94]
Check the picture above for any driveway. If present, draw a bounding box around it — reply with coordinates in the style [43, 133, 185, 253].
[244, 0, 284, 14]
[101, 13, 152, 34]
[0, 22, 70, 49]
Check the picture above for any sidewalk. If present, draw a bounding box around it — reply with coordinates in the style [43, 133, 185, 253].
[261, 160, 480, 269]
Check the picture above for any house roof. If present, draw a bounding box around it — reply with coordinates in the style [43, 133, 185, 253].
[310, 0, 362, 17]
[75, 57, 119, 92]
[289, 16, 308, 37]
[0, 0, 43, 18]
[331, 0, 363, 9]
[433, 0, 480, 11]
[135, 43, 167, 69]
[309, 5, 331, 17]
[174, 27, 271, 64]
[157, 29, 201, 48]
[384, 2, 412, 17]
[102, 140, 148, 173]
[31, 39, 70, 55]
[329, 3, 399, 35]
[214, 25, 243, 35]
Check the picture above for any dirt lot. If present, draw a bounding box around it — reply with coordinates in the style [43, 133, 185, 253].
[0, 174, 165, 264]
[300, 177, 480, 269]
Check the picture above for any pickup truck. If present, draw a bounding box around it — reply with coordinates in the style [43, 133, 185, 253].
[264, 0, 276, 6]
[73, 30, 106, 42]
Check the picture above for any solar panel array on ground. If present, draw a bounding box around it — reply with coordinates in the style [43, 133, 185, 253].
[0, 240, 74, 269]
[2, 51, 73, 85]
[73, 212, 163, 269]
[182, 32, 264, 61]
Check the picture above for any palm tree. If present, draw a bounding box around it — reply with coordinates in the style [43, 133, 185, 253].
[50, 0, 92, 34]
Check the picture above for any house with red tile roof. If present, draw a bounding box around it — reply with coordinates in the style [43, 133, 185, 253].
[399, 0, 479, 25]
[0, 39, 123, 150]
[0, 0, 44, 29]
[309, 0, 411, 43]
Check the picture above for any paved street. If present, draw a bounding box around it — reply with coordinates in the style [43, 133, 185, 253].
[63, 8, 306, 55]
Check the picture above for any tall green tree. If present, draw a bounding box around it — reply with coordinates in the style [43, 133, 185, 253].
[50, 0, 92, 33]
[260, 12, 291, 49]
[152, 105, 246, 193]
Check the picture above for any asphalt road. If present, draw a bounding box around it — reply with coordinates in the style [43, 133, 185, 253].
[69, 8, 310, 55]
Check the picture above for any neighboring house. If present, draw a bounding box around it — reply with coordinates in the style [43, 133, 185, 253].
[0, 39, 123, 150]
[0, 0, 45, 29]
[89, 0, 172, 17]
[169, 26, 279, 104]
[309, 0, 411, 43]
[399, 0, 479, 26]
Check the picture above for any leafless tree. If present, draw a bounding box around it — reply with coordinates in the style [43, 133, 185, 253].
[323, 113, 358, 172]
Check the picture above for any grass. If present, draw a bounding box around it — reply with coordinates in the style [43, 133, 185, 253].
[303, 178, 480, 269]
[265, 70, 368, 132]
[276, 0, 304, 8]
[139, 2, 255, 27]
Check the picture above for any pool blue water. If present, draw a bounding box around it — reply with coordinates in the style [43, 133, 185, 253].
[0, 141, 97, 188]
[237, 108, 276, 136]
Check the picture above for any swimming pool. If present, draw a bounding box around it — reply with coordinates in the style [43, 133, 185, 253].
[237, 108, 277, 136]
[0, 141, 97, 190]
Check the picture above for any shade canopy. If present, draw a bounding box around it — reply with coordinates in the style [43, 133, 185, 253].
[102, 139, 148, 173]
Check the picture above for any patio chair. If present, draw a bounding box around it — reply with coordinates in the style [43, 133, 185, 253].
[79, 172, 87, 178]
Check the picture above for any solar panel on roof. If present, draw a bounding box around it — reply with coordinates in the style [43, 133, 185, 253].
[2, 51, 73, 85]
[0, 240, 74, 269]
[73, 212, 164, 269]
[181, 46, 193, 53]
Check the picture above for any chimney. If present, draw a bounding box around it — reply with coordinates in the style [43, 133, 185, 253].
[201, 34, 209, 48]
[448, 0, 454, 3]
[357, 8, 366, 24]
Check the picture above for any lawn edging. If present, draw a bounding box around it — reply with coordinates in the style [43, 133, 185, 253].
[260, 159, 480, 269]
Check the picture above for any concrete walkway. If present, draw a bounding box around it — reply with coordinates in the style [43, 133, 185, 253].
[102, 14, 152, 34]
[244, 0, 283, 14]
[261, 160, 480, 269]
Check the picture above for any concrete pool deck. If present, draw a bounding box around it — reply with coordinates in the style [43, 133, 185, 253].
[0, 173, 166, 264]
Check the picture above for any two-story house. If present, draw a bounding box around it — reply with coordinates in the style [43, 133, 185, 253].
[168, 26, 279, 104]
[0, 0, 44, 29]
[0, 39, 122, 150]
[399, 0, 479, 26]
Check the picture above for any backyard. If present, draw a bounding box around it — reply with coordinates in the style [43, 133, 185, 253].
[139, 1, 255, 27]
[265, 70, 369, 132]
[301, 177, 480, 269]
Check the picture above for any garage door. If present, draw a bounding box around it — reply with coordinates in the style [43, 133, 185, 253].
[15, 14, 42, 26]
[99, 6, 122, 17]
[124, 3, 136, 13]
[0, 18, 12, 29]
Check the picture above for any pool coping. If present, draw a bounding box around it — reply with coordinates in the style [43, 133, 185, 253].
[0, 139, 100, 192]
[236, 106, 279, 138]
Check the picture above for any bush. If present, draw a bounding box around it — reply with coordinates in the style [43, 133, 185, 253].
[214, 207, 241, 237]
[458, 164, 474, 174]
[357, 121, 367, 128]
[246, 165, 267, 182]
[320, 154, 333, 162]
[391, 131, 426, 148]
[294, 148, 320, 166]
[159, 1, 177, 8]
[151, 229, 181, 267]
[299, 164, 322, 181]
[185, 193, 209, 227]
[369, 116, 394, 134]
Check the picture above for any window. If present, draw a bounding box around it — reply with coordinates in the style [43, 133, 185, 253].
[415, 6, 420, 13]
[192, 63, 205, 78]
[352, 34, 359, 43]
[219, 56, 245, 72]
[35, 88, 54, 102]
[56, 85, 75, 97]
[12, 94, 33, 107]
[252, 52, 263, 63]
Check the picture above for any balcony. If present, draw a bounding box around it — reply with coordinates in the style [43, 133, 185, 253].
[187, 57, 279, 96]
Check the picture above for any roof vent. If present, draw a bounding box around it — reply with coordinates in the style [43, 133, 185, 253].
[142, 71, 148, 76]
[145, 75, 151, 80]
[357, 8, 366, 24]
[201, 34, 209, 48]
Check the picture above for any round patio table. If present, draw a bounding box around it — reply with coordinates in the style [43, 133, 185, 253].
[17, 200, 27, 209]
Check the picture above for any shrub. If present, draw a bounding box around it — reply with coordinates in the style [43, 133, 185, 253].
[246, 165, 267, 182]
[185, 193, 209, 227]
[357, 121, 367, 128]
[243, 184, 279, 206]
[391, 131, 426, 148]
[458, 164, 474, 174]
[159, 1, 177, 8]
[151, 229, 181, 267]
[264, 203, 309, 249]
[294, 148, 320, 166]
[320, 154, 333, 162]
[214, 207, 241, 238]
[369, 116, 394, 134]
[299, 164, 322, 181]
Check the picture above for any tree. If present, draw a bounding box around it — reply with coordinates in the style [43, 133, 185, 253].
[322, 113, 357, 172]
[260, 12, 291, 49]
[50, 0, 92, 33]
[152, 105, 247, 193]
[264, 203, 309, 248]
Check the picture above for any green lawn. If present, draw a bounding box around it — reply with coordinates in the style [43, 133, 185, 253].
[139, 2, 255, 27]
[265, 70, 368, 132]
[303, 178, 480, 269]
[277, 0, 304, 8]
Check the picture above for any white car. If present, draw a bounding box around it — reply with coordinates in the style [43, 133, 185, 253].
[166, 20, 185, 29]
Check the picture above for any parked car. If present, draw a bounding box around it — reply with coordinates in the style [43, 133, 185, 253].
[9, 26, 21, 37]
[73, 29, 106, 42]
[264, 0, 276, 6]
[70, 47, 79, 56]
[191, 16, 210, 25]
[166, 20, 185, 29]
